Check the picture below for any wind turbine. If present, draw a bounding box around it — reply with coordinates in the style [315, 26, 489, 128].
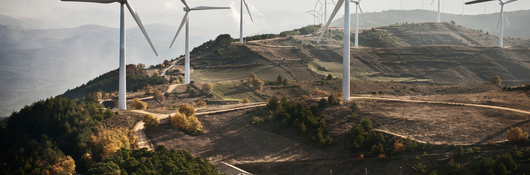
[466, 0, 518, 48]
[62, 0, 158, 110]
[239, 0, 253, 43]
[317, 0, 350, 101]
[306, 10, 321, 25]
[351, 0, 364, 48]
[431, 0, 441, 22]
[169, 0, 230, 84]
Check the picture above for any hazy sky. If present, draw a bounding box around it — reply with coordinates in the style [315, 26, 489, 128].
[1, 0, 529, 59]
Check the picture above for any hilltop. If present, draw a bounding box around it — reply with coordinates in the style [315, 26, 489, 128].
[183, 23, 530, 86]
[331, 9, 530, 38]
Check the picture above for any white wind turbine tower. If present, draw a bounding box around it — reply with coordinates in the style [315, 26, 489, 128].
[466, 0, 518, 48]
[431, 0, 441, 22]
[351, 0, 364, 48]
[239, 0, 253, 43]
[62, 0, 158, 110]
[317, 0, 351, 101]
[169, 0, 230, 84]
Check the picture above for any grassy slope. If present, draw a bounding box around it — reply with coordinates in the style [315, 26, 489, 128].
[211, 82, 263, 102]
[191, 65, 294, 82]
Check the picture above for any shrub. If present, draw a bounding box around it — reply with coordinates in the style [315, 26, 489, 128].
[318, 98, 328, 108]
[350, 102, 359, 113]
[394, 140, 406, 152]
[416, 163, 427, 173]
[143, 114, 159, 130]
[242, 98, 250, 103]
[371, 143, 384, 155]
[358, 154, 364, 160]
[178, 103, 196, 117]
[378, 154, 386, 158]
[153, 89, 165, 101]
[194, 100, 207, 108]
[144, 84, 154, 95]
[201, 83, 213, 95]
[490, 75, 502, 85]
[129, 98, 148, 110]
[251, 116, 263, 124]
[506, 127, 529, 143]
[327, 74, 333, 80]
[360, 117, 373, 131]
[169, 112, 202, 133]
[314, 87, 330, 96]
[424, 141, 434, 150]
[104, 107, 113, 119]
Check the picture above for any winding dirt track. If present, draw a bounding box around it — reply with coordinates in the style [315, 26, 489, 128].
[132, 96, 530, 150]
[132, 102, 267, 150]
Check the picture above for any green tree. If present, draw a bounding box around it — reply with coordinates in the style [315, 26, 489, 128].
[360, 117, 373, 131]
[268, 96, 279, 110]
[496, 163, 508, 175]
[490, 75, 502, 85]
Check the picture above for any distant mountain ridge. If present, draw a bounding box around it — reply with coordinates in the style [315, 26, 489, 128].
[331, 9, 530, 38]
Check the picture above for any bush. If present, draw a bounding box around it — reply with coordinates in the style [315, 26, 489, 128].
[490, 75, 502, 85]
[350, 102, 359, 113]
[314, 87, 330, 96]
[506, 127, 529, 143]
[394, 140, 406, 152]
[371, 143, 384, 155]
[178, 103, 196, 117]
[194, 100, 207, 108]
[169, 112, 202, 133]
[201, 83, 213, 95]
[143, 114, 159, 130]
[251, 116, 263, 124]
[129, 98, 148, 110]
[242, 98, 250, 103]
[153, 89, 165, 102]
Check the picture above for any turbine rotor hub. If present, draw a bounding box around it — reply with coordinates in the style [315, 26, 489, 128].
[183, 7, 190, 12]
[117, 0, 127, 4]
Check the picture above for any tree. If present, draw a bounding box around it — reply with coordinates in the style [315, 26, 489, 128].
[506, 127, 529, 143]
[490, 75, 502, 85]
[201, 83, 213, 95]
[170, 112, 189, 131]
[360, 117, 373, 131]
[282, 79, 289, 86]
[496, 163, 508, 175]
[277, 75, 283, 83]
[268, 96, 279, 109]
[242, 98, 250, 103]
[179, 103, 196, 117]
[152, 71, 160, 77]
[137, 63, 146, 70]
[50, 156, 76, 175]
[143, 114, 159, 130]
[163, 59, 171, 66]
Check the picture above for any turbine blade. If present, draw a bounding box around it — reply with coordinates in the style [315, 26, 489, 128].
[504, 0, 518, 4]
[181, 0, 189, 8]
[431, 0, 435, 5]
[317, 0, 345, 43]
[191, 6, 231, 10]
[359, 4, 366, 26]
[61, 0, 115, 3]
[125, 2, 158, 56]
[243, 0, 254, 22]
[497, 5, 503, 28]
[170, 12, 189, 49]
[444, 0, 448, 4]
[465, 0, 494, 5]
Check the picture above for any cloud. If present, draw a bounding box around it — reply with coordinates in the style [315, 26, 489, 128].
[163, 0, 179, 11]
